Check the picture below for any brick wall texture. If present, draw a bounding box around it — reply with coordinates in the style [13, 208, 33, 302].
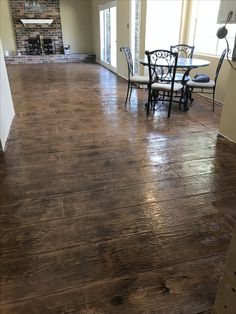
[10, 0, 63, 54]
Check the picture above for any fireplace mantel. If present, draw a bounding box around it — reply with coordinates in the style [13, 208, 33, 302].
[20, 19, 53, 28]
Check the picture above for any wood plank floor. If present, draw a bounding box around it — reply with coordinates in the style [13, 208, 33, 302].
[1, 63, 236, 314]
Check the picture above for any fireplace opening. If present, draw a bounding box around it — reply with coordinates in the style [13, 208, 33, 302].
[28, 36, 54, 55]
[43, 38, 53, 55]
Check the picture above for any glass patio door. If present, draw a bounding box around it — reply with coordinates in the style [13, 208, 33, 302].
[100, 2, 117, 71]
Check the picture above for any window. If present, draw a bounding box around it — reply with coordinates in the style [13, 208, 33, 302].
[100, 3, 117, 69]
[145, 0, 183, 51]
[188, 0, 236, 56]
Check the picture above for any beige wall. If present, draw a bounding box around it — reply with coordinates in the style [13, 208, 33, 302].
[219, 65, 236, 143]
[0, 0, 16, 55]
[59, 0, 93, 53]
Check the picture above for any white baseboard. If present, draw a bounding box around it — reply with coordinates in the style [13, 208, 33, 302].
[218, 132, 236, 144]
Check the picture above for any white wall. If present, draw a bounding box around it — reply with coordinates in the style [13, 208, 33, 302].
[0, 39, 15, 150]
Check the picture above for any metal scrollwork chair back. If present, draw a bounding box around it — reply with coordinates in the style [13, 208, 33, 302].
[120, 46, 134, 79]
[169, 44, 195, 84]
[120, 46, 149, 104]
[215, 48, 227, 83]
[145, 49, 183, 118]
[170, 44, 195, 59]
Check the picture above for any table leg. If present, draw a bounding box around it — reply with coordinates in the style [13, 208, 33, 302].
[180, 68, 193, 112]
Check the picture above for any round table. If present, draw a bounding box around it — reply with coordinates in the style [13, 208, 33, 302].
[139, 57, 210, 111]
[139, 57, 210, 69]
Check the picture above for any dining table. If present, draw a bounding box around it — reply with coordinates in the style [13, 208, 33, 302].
[139, 57, 210, 111]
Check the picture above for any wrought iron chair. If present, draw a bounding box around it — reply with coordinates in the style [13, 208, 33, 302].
[186, 49, 227, 112]
[120, 46, 149, 104]
[145, 49, 183, 117]
[170, 44, 195, 59]
[170, 44, 195, 82]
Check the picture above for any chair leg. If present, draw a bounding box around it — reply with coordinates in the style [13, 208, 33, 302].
[190, 89, 194, 103]
[188, 87, 194, 103]
[168, 92, 173, 118]
[155, 91, 160, 110]
[179, 88, 184, 110]
[129, 84, 133, 101]
[145, 86, 152, 115]
[153, 90, 158, 109]
[186, 87, 194, 105]
[163, 91, 166, 103]
[125, 81, 131, 104]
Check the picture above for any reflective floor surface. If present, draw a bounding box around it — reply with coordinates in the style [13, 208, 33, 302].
[1, 63, 236, 313]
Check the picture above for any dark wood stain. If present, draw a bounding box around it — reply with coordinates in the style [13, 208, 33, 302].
[84, 255, 223, 314]
[0, 63, 236, 313]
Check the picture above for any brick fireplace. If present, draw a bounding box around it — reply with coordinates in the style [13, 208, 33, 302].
[10, 0, 63, 55]
[5, 0, 96, 64]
